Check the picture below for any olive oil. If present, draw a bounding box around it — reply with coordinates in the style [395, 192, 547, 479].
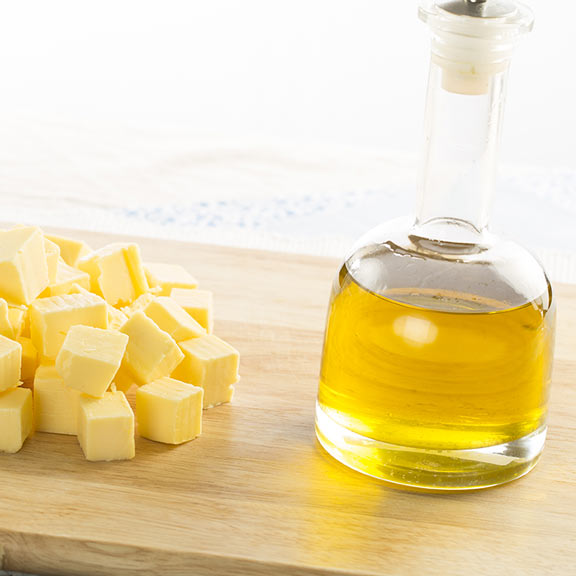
[316, 263, 555, 489]
[315, 0, 554, 489]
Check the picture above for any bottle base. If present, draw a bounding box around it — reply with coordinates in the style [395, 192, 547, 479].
[315, 402, 546, 491]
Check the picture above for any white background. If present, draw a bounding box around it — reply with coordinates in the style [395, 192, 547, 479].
[0, 0, 572, 164]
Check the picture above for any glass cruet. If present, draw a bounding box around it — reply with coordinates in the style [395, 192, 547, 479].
[315, 0, 556, 490]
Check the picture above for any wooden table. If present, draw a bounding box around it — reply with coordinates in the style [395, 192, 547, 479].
[0, 229, 575, 576]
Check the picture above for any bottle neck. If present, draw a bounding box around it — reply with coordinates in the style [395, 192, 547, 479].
[414, 60, 509, 241]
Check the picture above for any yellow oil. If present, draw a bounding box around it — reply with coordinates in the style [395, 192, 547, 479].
[317, 265, 555, 487]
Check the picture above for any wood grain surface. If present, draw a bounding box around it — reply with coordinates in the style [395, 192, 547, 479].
[0, 228, 575, 576]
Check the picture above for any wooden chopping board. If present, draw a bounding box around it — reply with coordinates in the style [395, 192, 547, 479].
[0, 228, 575, 576]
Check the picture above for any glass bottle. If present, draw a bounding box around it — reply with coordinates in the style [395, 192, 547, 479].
[315, 0, 556, 490]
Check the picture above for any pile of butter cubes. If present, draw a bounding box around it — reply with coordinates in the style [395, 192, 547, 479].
[0, 226, 239, 461]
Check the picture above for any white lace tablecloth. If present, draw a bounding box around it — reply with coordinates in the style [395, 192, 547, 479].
[1, 123, 575, 283]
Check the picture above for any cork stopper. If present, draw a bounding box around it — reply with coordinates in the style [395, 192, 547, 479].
[419, 0, 533, 95]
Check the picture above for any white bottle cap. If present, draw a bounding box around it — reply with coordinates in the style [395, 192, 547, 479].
[419, 0, 533, 95]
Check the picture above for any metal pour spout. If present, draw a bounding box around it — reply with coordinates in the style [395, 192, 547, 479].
[439, 0, 518, 19]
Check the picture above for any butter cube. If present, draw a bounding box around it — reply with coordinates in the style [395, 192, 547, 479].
[30, 292, 108, 360]
[69, 283, 128, 331]
[170, 288, 214, 333]
[77, 391, 135, 461]
[9, 305, 29, 338]
[33, 365, 81, 435]
[107, 305, 128, 331]
[113, 365, 137, 393]
[0, 387, 33, 453]
[0, 299, 15, 339]
[45, 234, 91, 267]
[0, 335, 21, 392]
[121, 293, 156, 318]
[144, 263, 198, 296]
[56, 326, 128, 398]
[0, 227, 49, 305]
[17, 337, 38, 385]
[136, 377, 203, 444]
[172, 335, 239, 408]
[8, 306, 26, 338]
[143, 297, 206, 342]
[120, 312, 184, 386]
[78, 243, 148, 307]
[42, 260, 91, 297]
[44, 238, 61, 283]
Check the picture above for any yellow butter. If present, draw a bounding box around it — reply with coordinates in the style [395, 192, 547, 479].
[136, 377, 203, 445]
[78, 243, 149, 307]
[0, 227, 49, 305]
[170, 288, 214, 333]
[77, 391, 135, 461]
[0, 299, 15, 339]
[41, 260, 91, 297]
[107, 305, 128, 331]
[8, 306, 26, 338]
[172, 335, 239, 408]
[30, 292, 108, 360]
[120, 292, 156, 318]
[9, 305, 29, 338]
[45, 234, 91, 267]
[0, 387, 33, 453]
[33, 365, 81, 435]
[70, 274, 126, 332]
[144, 263, 198, 296]
[44, 238, 61, 284]
[56, 326, 128, 398]
[113, 365, 137, 393]
[17, 337, 38, 385]
[143, 297, 206, 342]
[120, 312, 184, 386]
[0, 335, 22, 393]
